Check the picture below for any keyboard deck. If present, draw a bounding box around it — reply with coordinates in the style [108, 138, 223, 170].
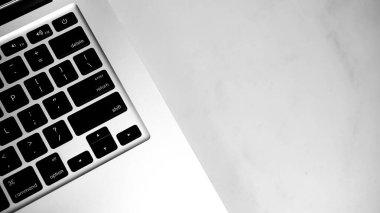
[0, 4, 150, 212]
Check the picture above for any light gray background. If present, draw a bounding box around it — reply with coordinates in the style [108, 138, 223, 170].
[109, 0, 380, 212]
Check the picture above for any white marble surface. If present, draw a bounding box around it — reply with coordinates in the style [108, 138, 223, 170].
[108, 0, 380, 212]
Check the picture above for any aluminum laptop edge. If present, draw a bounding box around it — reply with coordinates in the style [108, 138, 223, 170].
[0, 0, 228, 212]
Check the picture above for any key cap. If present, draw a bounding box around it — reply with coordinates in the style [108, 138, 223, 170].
[43, 91, 72, 119]
[18, 104, 48, 133]
[24, 44, 54, 71]
[49, 26, 90, 59]
[24, 72, 54, 100]
[0, 187, 10, 212]
[43, 120, 73, 149]
[117, 125, 142, 146]
[1, 36, 27, 57]
[68, 92, 127, 136]
[0, 107, 3, 118]
[68, 70, 114, 107]
[52, 12, 78, 32]
[0, 84, 29, 113]
[27, 24, 53, 44]
[73, 48, 102, 75]
[0, 146, 22, 176]
[36, 153, 68, 186]
[49, 60, 78, 87]
[17, 133, 48, 162]
[87, 127, 117, 159]
[0, 56, 29, 84]
[0, 117, 22, 146]
[0, 77, 3, 89]
[67, 151, 93, 172]
[3, 166, 43, 203]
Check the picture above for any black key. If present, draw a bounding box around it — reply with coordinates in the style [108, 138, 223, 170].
[49, 60, 78, 87]
[0, 187, 9, 212]
[24, 44, 54, 71]
[67, 151, 93, 172]
[36, 153, 68, 186]
[24, 72, 54, 100]
[0, 117, 22, 145]
[18, 104, 47, 133]
[73, 48, 102, 75]
[49, 26, 90, 59]
[0, 84, 29, 113]
[0, 56, 29, 84]
[0, 146, 22, 176]
[68, 92, 127, 136]
[87, 127, 117, 159]
[1, 36, 27, 57]
[27, 24, 53, 44]
[117, 125, 142, 146]
[0, 77, 3, 88]
[17, 133, 48, 162]
[43, 91, 72, 119]
[43, 120, 72, 149]
[3, 166, 43, 203]
[52, 12, 78, 32]
[0, 107, 2, 118]
[68, 70, 114, 107]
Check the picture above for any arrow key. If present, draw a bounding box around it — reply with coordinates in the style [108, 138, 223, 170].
[117, 125, 142, 146]
[17, 133, 48, 162]
[67, 151, 93, 172]
[86, 127, 117, 159]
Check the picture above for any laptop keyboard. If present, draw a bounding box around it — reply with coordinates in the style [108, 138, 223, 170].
[0, 4, 149, 212]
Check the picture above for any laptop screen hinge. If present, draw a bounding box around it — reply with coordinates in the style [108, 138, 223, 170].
[0, 0, 52, 26]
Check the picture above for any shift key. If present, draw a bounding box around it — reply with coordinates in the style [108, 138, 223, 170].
[68, 92, 127, 135]
[49, 26, 90, 59]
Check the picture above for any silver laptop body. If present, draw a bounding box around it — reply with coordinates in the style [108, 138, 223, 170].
[0, 0, 227, 212]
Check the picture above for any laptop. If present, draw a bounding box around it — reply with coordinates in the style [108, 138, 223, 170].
[0, 0, 228, 212]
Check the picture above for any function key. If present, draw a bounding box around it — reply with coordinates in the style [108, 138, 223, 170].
[24, 44, 54, 71]
[18, 104, 48, 133]
[73, 48, 102, 75]
[36, 153, 68, 186]
[0, 187, 10, 212]
[24, 72, 54, 100]
[3, 166, 43, 203]
[0, 56, 29, 84]
[117, 125, 142, 146]
[49, 60, 78, 88]
[52, 12, 78, 32]
[87, 127, 117, 159]
[1, 36, 27, 57]
[0, 84, 29, 113]
[67, 151, 93, 172]
[0, 117, 22, 146]
[0, 146, 22, 176]
[49, 26, 90, 59]
[17, 133, 48, 162]
[27, 24, 53, 44]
